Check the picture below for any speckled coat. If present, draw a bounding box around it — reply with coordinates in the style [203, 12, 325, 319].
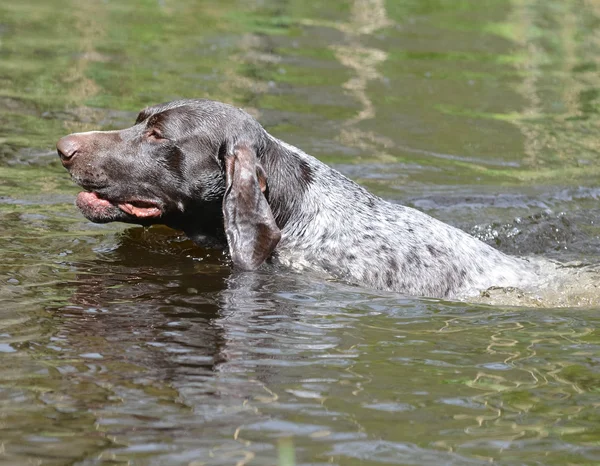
[57, 99, 540, 299]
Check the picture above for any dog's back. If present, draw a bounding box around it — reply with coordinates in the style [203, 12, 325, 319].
[269, 137, 539, 298]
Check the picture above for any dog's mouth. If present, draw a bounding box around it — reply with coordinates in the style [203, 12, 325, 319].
[76, 191, 162, 220]
[116, 198, 162, 218]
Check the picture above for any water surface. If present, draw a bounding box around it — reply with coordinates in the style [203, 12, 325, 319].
[1, 0, 600, 464]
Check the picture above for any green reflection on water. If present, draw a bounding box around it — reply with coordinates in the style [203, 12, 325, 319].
[3, 0, 600, 186]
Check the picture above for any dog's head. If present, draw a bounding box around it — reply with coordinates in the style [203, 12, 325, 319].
[57, 99, 280, 269]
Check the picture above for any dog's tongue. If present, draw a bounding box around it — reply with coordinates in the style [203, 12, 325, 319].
[117, 202, 161, 218]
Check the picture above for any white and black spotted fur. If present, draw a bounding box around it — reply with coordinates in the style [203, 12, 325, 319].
[56, 99, 539, 299]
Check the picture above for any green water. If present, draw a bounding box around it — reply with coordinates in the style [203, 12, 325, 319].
[2, 0, 600, 464]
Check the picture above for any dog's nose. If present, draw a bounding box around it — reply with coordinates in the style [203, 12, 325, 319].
[56, 135, 80, 166]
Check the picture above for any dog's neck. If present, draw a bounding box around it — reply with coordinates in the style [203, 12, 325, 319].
[260, 133, 381, 231]
[260, 135, 319, 230]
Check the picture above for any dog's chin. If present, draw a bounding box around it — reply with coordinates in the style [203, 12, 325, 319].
[76, 191, 163, 225]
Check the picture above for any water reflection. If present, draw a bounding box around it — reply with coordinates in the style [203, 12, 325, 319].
[0, 222, 598, 464]
[3, 0, 600, 463]
[504, 0, 600, 177]
[44, 229, 366, 463]
[331, 0, 394, 160]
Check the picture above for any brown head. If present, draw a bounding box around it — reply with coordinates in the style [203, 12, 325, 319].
[57, 99, 281, 269]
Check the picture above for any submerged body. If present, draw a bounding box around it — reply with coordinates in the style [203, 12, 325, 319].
[265, 138, 538, 298]
[56, 99, 539, 299]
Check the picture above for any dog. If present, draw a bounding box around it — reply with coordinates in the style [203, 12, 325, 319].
[56, 99, 539, 299]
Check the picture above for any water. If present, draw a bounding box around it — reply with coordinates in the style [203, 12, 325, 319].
[2, 0, 600, 464]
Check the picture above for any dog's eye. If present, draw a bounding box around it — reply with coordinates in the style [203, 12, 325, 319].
[147, 129, 165, 141]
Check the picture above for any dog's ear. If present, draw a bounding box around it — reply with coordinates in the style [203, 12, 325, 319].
[222, 144, 281, 270]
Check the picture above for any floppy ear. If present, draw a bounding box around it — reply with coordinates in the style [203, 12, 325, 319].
[222, 144, 281, 270]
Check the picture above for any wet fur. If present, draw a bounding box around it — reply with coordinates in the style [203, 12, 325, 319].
[58, 99, 539, 299]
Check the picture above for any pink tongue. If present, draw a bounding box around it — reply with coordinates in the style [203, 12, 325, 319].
[118, 202, 161, 218]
